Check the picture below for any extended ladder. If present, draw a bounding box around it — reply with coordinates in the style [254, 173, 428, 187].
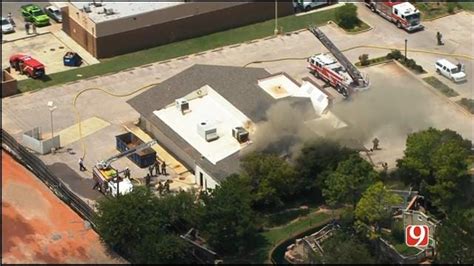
[308, 25, 368, 88]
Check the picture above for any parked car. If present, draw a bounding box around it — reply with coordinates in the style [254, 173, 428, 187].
[1, 16, 15, 34]
[44, 5, 62, 23]
[21, 4, 50, 26]
[435, 59, 466, 83]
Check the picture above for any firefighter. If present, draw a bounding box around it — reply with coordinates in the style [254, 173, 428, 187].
[157, 181, 164, 195]
[457, 62, 462, 72]
[78, 157, 86, 171]
[123, 167, 130, 179]
[148, 164, 154, 177]
[161, 161, 167, 175]
[153, 159, 160, 176]
[145, 173, 151, 187]
[372, 137, 379, 151]
[164, 179, 170, 193]
[436, 31, 443, 45]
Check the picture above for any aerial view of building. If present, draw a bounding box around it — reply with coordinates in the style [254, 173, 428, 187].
[2, 1, 473, 264]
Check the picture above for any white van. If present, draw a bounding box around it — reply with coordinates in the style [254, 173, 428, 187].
[435, 59, 466, 83]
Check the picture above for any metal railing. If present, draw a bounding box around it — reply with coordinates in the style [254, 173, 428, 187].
[2, 129, 96, 227]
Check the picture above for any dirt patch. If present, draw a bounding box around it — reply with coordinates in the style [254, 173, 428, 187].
[2, 151, 127, 264]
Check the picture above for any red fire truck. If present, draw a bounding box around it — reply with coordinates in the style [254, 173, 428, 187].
[9, 54, 45, 79]
[364, 1, 424, 32]
[308, 53, 352, 97]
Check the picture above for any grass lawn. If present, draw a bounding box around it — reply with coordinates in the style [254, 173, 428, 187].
[17, 6, 345, 93]
[422, 76, 459, 97]
[457, 98, 474, 114]
[415, 2, 471, 20]
[225, 210, 337, 264]
[381, 230, 421, 257]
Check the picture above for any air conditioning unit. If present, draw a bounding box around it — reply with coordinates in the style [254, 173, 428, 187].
[232, 127, 249, 143]
[105, 8, 114, 15]
[83, 5, 92, 13]
[175, 98, 190, 114]
[197, 121, 218, 142]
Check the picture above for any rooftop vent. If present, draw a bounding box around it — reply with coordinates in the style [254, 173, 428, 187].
[197, 121, 218, 142]
[175, 98, 190, 115]
[105, 8, 115, 15]
[83, 5, 92, 13]
[232, 127, 249, 143]
[92, 0, 102, 7]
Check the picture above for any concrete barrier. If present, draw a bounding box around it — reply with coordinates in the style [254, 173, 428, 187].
[22, 127, 60, 155]
[1, 69, 19, 98]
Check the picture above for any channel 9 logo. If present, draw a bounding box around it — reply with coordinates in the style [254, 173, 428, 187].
[405, 225, 429, 247]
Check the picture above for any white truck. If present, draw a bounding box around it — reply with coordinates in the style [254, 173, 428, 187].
[435, 59, 466, 83]
[364, 1, 424, 32]
[293, 0, 328, 12]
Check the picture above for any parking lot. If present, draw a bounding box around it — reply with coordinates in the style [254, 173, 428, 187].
[2, 2, 99, 78]
[2, 6, 472, 202]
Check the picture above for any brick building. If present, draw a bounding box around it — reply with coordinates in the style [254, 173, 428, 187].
[62, 1, 294, 58]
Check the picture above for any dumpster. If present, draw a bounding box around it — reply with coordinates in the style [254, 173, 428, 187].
[63, 52, 82, 67]
[115, 132, 156, 168]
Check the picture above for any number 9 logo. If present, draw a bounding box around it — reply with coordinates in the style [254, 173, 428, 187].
[405, 225, 429, 247]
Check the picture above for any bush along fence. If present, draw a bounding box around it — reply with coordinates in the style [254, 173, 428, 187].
[1, 129, 96, 227]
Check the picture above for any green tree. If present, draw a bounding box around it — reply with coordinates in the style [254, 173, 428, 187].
[323, 154, 378, 209]
[241, 152, 299, 208]
[200, 174, 258, 255]
[355, 182, 402, 233]
[94, 187, 194, 264]
[335, 3, 359, 29]
[436, 209, 474, 264]
[296, 139, 355, 193]
[396, 128, 471, 213]
[317, 231, 376, 264]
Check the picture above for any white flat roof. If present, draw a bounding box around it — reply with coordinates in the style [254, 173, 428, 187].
[154, 86, 252, 165]
[71, 2, 184, 23]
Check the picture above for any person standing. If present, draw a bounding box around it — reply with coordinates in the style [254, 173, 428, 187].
[145, 173, 151, 187]
[153, 160, 160, 176]
[25, 22, 30, 35]
[78, 157, 86, 171]
[31, 23, 37, 34]
[124, 167, 130, 179]
[148, 164, 154, 177]
[161, 161, 167, 175]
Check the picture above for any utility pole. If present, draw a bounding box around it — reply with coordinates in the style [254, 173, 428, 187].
[405, 38, 408, 62]
[274, 0, 279, 35]
[47, 101, 57, 139]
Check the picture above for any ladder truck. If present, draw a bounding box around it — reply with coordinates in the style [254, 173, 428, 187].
[307, 26, 369, 98]
[93, 139, 157, 197]
[364, 1, 424, 32]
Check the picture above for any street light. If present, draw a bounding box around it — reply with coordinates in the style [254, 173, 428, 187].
[274, 0, 279, 35]
[47, 101, 57, 139]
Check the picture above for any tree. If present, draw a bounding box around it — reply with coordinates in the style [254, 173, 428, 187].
[296, 139, 355, 194]
[355, 182, 402, 232]
[200, 175, 258, 255]
[317, 231, 375, 264]
[396, 128, 472, 213]
[241, 152, 299, 208]
[94, 187, 194, 264]
[359, 54, 370, 66]
[335, 3, 359, 29]
[436, 209, 474, 264]
[323, 154, 378, 209]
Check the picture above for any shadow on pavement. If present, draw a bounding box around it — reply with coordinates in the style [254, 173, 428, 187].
[48, 162, 102, 201]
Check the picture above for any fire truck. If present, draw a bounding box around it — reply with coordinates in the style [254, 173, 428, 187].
[364, 1, 424, 32]
[9, 54, 45, 79]
[307, 26, 369, 98]
[93, 139, 157, 197]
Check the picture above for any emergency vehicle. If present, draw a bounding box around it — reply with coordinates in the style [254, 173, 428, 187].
[364, 1, 424, 32]
[308, 53, 352, 97]
[9, 54, 45, 79]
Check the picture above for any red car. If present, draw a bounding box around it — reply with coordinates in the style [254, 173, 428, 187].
[9, 54, 45, 78]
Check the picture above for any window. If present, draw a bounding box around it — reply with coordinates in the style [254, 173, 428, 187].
[199, 172, 203, 187]
[394, 9, 398, 15]
[205, 179, 207, 190]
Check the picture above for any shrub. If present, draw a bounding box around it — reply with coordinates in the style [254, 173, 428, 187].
[414, 64, 424, 73]
[405, 58, 416, 68]
[359, 54, 370, 66]
[447, 2, 456, 14]
[458, 98, 474, 114]
[391, 220, 404, 243]
[335, 3, 359, 29]
[386, 50, 402, 60]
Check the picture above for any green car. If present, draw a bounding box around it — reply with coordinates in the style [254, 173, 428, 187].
[21, 4, 50, 26]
